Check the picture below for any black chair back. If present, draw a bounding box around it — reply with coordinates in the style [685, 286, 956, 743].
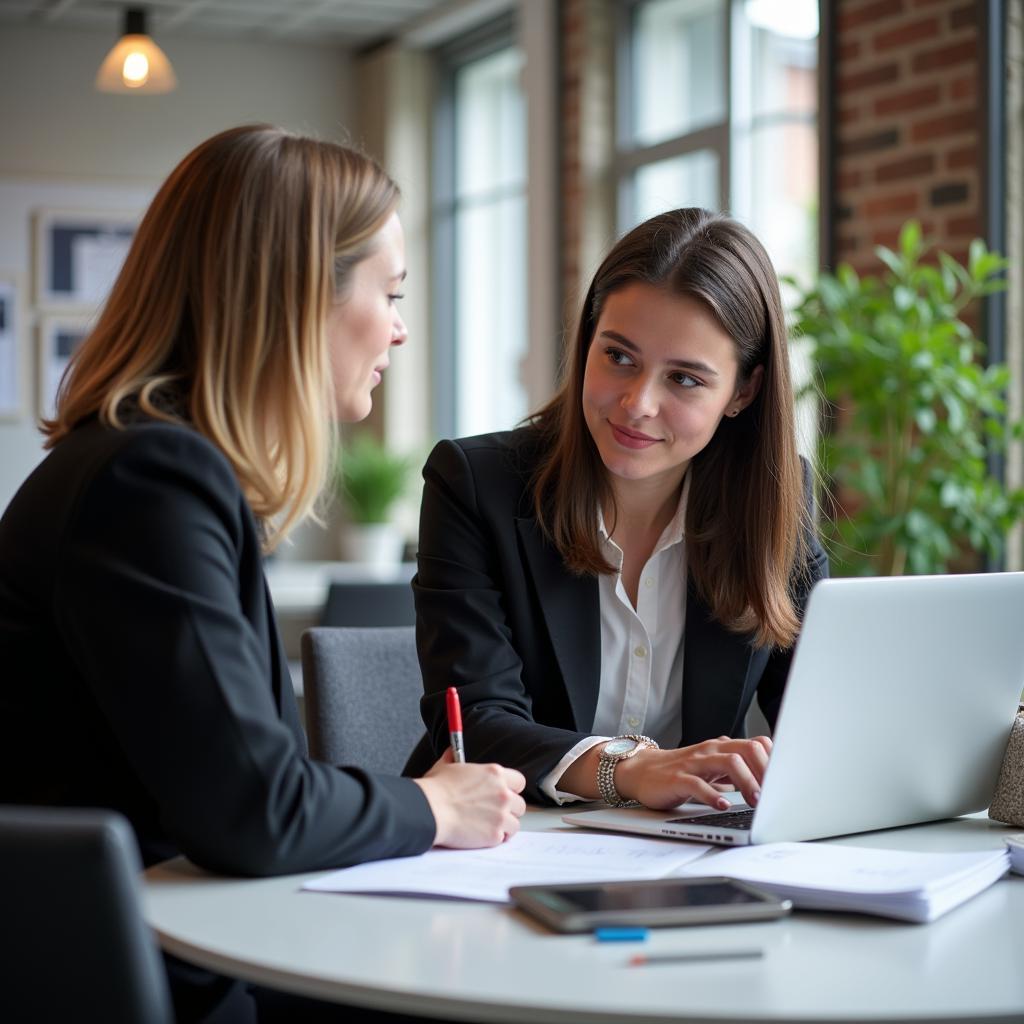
[319, 581, 416, 628]
[0, 805, 174, 1024]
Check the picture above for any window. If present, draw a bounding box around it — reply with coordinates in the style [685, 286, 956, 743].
[620, 0, 728, 223]
[731, 0, 819, 286]
[433, 21, 527, 439]
[618, 0, 818, 282]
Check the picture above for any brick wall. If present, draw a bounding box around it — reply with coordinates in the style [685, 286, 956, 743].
[561, 0, 585, 327]
[832, 0, 985, 274]
[559, 0, 615, 340]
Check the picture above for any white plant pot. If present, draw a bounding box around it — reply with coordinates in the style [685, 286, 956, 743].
[339, 522, 405, 567]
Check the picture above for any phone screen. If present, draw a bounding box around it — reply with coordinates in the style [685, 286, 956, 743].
[548, 879, 769, 913]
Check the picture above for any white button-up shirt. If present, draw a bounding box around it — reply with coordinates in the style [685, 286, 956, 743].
[539, 478, 689, 803]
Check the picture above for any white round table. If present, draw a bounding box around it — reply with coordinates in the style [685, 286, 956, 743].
[142, 809, 1024, 1023]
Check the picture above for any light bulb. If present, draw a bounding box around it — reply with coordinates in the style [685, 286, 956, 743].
[122, 51, 150, 87]
[95, 8, 177, 94]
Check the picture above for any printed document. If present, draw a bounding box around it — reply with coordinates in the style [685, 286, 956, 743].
[303, 830, 710, 902]
[678, 842, 1010, 922]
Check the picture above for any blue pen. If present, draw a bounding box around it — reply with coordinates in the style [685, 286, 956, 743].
[594, 927, 649, 942]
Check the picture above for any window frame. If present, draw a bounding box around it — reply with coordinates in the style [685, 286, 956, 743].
[431, 12, 522, 440]
[614, 0, 732, 227]
[615, 0, 819, 244]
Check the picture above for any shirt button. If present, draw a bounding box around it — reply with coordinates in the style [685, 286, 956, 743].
[628, 716, 640, 728]
[634, 646, 647, 658]
[645, 578, 654, 587]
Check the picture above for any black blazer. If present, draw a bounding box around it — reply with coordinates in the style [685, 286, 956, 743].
[0, 418, 435, 874]
[407, 427, 829, 803]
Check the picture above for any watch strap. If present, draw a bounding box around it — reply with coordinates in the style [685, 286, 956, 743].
[597, 734, 658, 807]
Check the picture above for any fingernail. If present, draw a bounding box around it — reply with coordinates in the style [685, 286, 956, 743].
[717, 797, 730, 810]
[750, 789, 761, 806]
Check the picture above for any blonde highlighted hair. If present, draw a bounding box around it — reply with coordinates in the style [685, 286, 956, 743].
[43, 124, 399, 550]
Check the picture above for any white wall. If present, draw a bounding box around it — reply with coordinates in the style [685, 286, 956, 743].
[0, 179, 155, 510]
[0, 24, 354, 558]
[351, 45, 434, 542]
[0, 24, 354, 182]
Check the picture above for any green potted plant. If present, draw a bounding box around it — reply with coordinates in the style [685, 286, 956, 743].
[335, 432, 416, 566]
[788, 221, 1023, 576]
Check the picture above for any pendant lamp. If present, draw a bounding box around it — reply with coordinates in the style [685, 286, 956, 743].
[95, 7, 177, 94]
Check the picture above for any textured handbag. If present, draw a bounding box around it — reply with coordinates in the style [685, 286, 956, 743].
[989, 705, 1024, 828]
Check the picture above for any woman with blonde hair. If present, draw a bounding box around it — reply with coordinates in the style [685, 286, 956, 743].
[0, 125, 524, 1022]
[409, 208, 828, 815]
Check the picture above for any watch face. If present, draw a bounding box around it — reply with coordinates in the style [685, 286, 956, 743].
[604, 738, 638, 757]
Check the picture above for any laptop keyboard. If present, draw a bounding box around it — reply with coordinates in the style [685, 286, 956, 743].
[665, 808, 755, 831]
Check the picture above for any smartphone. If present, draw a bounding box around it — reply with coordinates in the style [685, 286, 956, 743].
[509, 876, 791, 933]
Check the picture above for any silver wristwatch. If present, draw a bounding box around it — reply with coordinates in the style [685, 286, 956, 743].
[597, 734, 658, 807]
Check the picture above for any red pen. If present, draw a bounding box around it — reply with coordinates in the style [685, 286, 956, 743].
[446, 686, 466, 763]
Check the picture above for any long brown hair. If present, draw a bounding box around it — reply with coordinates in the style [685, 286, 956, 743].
[43, 124, 399, 550]
[531, 208, 807, 648]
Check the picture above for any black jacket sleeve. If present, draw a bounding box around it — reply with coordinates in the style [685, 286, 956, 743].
[54, 427, 435, 876]
[413, 437, 595, 801]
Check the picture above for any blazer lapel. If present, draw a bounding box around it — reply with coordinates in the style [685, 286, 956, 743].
[516, 516, 601, 730]
[681, 580, 758, 743]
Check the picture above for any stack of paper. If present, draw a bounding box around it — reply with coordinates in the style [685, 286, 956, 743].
[303, 830, 711, 902]
[1007, 835, 1024, 875]
[680, 843, 1010, 923]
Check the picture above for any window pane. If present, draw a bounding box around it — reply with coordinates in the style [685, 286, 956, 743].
[631, 0, 726, 147]
[729, 1, 819, 458]
[743, 122, 817, 281]
[748, 12, 817, 119]
[731, 0, 818, 280]
[455, 47, 524, 199]
[634, 149, 720, 224]
[735, 121, 819, 457]
[455, 195, 527, 436]
[448, 43, 528, 437]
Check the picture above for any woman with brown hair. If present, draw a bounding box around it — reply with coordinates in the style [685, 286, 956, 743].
[410, 207, 828, 813]
[0, 125, 524, 1021]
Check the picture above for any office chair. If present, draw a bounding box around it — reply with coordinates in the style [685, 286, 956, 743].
[301, 625, 424, 773]
[319, 580, 416, 628]
[0, 805, 174, 1024]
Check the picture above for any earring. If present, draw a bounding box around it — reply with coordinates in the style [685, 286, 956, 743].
[728, 409, 739, 417]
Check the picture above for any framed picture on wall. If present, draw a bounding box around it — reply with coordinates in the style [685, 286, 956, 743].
[37, 314, 92, 421]
[0, 273, 24, 420]
[33, 208, 137, 310]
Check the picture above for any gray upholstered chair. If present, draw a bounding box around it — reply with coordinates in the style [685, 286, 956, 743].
[0, 805, 174, 1024]
[301, 625, 425, 774]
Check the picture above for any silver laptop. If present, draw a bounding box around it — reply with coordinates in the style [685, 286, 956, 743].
[565, 572, 1024, 846]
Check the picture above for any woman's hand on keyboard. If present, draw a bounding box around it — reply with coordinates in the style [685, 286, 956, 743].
[615, 736, 773, 811]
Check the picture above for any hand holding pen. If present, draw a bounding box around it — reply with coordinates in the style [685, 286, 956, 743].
[412, 686, 527, 848]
